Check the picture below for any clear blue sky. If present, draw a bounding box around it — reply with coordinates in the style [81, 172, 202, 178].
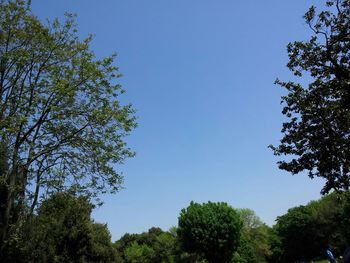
[32, 0, 326, 241]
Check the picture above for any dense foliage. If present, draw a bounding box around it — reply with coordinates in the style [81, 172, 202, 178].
[273, 192, 350, 262]
[233, 209, 271, 263]
[270, 0, 350, 194]
[2, 192, 116, 262]
[177, 202, 243, 263]
[114, 227, 180, 263]
[114, 206, 272, 263]
[113, 194, 350, 263]
[0, 0, 136, 254]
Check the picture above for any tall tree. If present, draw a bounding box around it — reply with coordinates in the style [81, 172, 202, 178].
[270, 0, 350, 194]
[0, 0, 136, 252]
[177, 201, 242, 263]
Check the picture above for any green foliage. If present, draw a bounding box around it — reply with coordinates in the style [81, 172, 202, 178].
[115, 227, 178, 263]
[232, 234, 255, 263]
[89, 223, 117, 263]
[266, 227, 283, 263]
[32, 193, 93, 262]
[124, 242, 155, 263]
[272, 192, 350, 262]
[177, 201, 243, 263]
[342, 193, 350, 243]
[234, 209, 271, 263]
[270, 0, 350, 194]
[153, 232, 177, 262]
[308, 192, 349, 255]
[0, 0, 136, 252]
[10, 192, 116, 263]
[275, 205, 317, 262]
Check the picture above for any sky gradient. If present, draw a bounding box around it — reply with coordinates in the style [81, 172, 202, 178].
[32, 0, 326, 241]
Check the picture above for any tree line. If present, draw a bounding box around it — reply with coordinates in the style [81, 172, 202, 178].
[114, 193, 350, 263]
[3, 191, 348, 262]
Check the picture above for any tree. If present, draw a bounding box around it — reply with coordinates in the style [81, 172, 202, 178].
[114, 227, 178, 263]
[124, 242, 155, 263]
[270, 0, 350, 194]
[89, 223, 117, 263]
[152, 232, 177, 263]
[3, 192, 116, 262]
[235, 208, 271, 263]
[177, 201, 243, 263]
[0, 0, 136, 251]
[275, 205, 318, 262]
[266, 226, 283, 263]
[307, 192, 350, 256]
[270, 192, 350, 262]
[342, 193, 350, 244]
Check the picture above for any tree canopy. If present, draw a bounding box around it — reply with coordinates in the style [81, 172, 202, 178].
[270, 0, 350, 194]
[112, 195, 350, 263]
[2, 192, 117, 262]
[114, 227, 179, 263]
[273, 192, 350, 262]
[234, 208, 271, 263]
[177, 201, 242, 263]
[0, 0, 136, 252]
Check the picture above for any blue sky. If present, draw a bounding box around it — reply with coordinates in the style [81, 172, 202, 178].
[32, 0, 326, 240]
